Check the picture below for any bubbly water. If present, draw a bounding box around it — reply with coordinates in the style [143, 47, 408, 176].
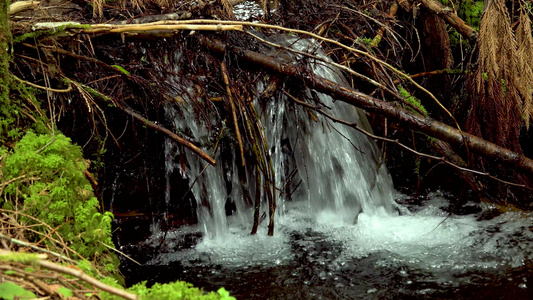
[128, 34, 533, 298]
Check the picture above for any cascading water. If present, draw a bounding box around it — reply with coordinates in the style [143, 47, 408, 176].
[120, 35, 533, 299]
[270, 36, 396, 218]
[160, 35, 396, 240]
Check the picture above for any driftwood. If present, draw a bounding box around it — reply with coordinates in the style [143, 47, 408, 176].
[197, 36, 533, 178]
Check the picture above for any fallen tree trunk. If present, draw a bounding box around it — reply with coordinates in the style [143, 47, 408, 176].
[198, 36, 533, 178]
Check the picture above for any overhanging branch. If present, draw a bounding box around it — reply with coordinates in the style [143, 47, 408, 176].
[197, 35, 533, 177]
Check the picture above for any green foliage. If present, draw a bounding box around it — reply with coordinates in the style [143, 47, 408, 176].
[1, 0, 14, 143]
[0, 81, 50, 145]
[1, 132, 120, 279]
[216, 287, 235, 300]
[0, 282, 37, 300]
[109, 281, 236, 300]
[398, 85, 427, 115]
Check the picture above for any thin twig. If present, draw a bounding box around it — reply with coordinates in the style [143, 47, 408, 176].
[37, 259, 138, 300]
[11, 74, 72, 93]
[123, 106, 216, 166]
[220, 62, 245, 166]
[0, 233, 77, 264]
[98, 241, 141, 266]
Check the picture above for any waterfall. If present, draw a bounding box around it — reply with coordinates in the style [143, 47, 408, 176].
[268, 36, 396, 219]
[160, 35, 396, 239]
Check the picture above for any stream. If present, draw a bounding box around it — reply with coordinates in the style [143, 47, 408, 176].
[119, 194, 533, 299]
[115, 2, 533, 299]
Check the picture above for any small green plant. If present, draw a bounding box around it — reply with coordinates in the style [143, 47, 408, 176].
[414, 157, 421, 178]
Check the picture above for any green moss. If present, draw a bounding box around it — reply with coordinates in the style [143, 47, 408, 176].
[1, 0, 12, 126]
[398, 85, 427, 115]
[1, 132, 120, 281]
[447, 1, 484, 49]
[1, 82, 53, 149]
[458, 1, 484, 30]
[13, 23, 91, 43]
[0, 252, 43, 264]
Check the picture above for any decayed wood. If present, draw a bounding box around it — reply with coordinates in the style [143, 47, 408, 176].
[9, 1, 39, 15]
[83, 24, 243, 34]
[197, 36, 533, 177]
[418, 0, 479, 42]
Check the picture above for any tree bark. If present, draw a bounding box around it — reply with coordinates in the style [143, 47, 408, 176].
[197, 36, 533, 178]
[1, 0, 10, 106]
